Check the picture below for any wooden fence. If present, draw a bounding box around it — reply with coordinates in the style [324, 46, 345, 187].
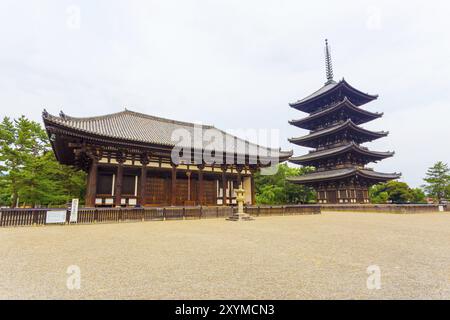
[0, 205, 320, 228]
[0, 209, 48, 227]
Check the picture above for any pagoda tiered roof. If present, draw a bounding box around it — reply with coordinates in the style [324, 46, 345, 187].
[286, 40, 399, 203]
[289, 97, 383, 130]
[289, 79, 378, 114]
[288, 119, 388, 148]
[287, 167, 401, 184]
[289, 142, 394, 166]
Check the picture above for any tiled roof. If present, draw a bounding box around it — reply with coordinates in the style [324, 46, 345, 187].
[289, 97, 383, 129]
[289, 79, 378, 110]
[287, 167, 401, 183]
[289, 142, 394, 164]
[43, 109, 293, 159]
[289, 80, 338, 107]
[288, 119, 388, 145]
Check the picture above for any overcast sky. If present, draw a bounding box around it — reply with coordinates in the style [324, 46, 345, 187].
[1, 0, 449, 187]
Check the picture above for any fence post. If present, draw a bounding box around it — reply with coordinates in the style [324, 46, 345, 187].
[65, 209, 71, 225]
[141, 208, 145, 222]
[32, 210, 38, 226]
[118, 208, 122, 222]
[94, 209, 98, 223]
[163, 208, 166, 221]
[183, 207, 186, 220]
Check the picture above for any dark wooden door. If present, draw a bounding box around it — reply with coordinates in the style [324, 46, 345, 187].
[356, 189, 364, 203]
[203, 180, 217, 205]
[145, 177, 168, 205]
[327, 190, 337, 203]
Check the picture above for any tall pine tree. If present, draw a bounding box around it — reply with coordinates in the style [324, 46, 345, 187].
[422, 161, 450, 202]
[0, 116, 86, 207]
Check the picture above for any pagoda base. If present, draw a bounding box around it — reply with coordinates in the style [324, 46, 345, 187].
[316, 186, 370, 204]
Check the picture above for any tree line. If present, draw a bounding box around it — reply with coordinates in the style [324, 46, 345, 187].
[0, 116, 449, 207]
[369, 161, 449, 204]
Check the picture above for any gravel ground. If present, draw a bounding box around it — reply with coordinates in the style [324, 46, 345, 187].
[0, 212, 449, 299]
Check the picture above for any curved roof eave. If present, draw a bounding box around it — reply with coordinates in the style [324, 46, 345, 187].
[289, 79, 378, 109]
[289, 97, 383, 127]
[288, 120, 388, 144]
[288, 143, 394, 164]
[286, 168, 401, 184]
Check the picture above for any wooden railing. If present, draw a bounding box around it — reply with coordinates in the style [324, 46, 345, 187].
[0, 209, 47, 227]
[0, 205, 320, 228]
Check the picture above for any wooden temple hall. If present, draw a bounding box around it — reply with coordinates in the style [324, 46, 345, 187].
[43, 110, 292, 207]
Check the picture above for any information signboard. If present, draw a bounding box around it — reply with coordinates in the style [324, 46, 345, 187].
[70, 198, 79, 222]
[46, 210, 67, 224]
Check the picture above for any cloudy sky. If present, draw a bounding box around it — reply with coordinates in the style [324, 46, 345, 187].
[1, 0, 449, 187]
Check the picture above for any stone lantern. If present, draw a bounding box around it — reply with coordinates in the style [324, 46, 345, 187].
[227, 188, 253, 221]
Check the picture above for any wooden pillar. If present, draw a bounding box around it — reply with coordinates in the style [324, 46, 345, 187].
[197, 166, 204, 205]
[221, 167, 227, 206]
[236, 166, 242, 188]
[228, 178, 233, 204]
[114, 161, 124, 207]
[250, 172, 256, 205]
[186, 171, 191, 201]
[171, 164, 177, 206]
[138, 163, 148, 206]
[85, 158, 98, 207]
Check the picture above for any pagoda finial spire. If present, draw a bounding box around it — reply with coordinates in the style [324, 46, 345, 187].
[324, 39, 334, 84]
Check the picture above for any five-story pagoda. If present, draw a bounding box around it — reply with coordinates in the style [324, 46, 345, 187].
[287, 40, 400, 204]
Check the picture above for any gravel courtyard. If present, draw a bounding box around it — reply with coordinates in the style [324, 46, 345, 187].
[1, 212, 449, 299]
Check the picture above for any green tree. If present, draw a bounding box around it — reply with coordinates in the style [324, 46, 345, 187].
[369, 183, 389, 204]
[410, 188, 426, 203]
[255, 163, 315, 205]
[369, 181, 426, 204]
[422, 161, 450, 202]
[0, 116, 86, 207]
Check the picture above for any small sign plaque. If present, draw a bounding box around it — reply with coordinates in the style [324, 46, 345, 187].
[46, 210, 67, 224]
